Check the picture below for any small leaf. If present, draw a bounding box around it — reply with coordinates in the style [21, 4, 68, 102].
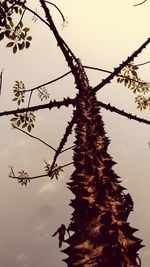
[10, 117, 18, 121]
[27, 36, 32, 41]
[17, 119, 21, 127]
[25, 41, 30, 49]
[23, 27, 30, 32]
[0, 32, 4, 41]
[13, 44, 17, 54]
[6, 42, 14, 47]
[27, 124, 31, 132]
[18, 42, 25, 50]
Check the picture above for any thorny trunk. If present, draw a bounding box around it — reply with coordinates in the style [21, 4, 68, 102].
[39, 2, 143, 266]
[62, 62, 143, 267]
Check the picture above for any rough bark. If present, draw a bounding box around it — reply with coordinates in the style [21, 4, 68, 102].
[63, 62, 143, 267]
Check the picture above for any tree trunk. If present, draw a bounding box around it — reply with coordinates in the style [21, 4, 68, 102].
[63, 62, 143, 267]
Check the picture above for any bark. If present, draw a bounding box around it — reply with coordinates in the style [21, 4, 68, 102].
[62, 64, 143, 267]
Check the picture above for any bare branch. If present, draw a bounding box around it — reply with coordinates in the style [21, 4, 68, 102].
[93, 38, 150, 93]
[136, 60, 150, 67]
[12, 125, 56, 152]
[61, 145, 75, 154]
[24, 71, 71, 92]
[9, 162, 73, 181]
[134, 0, 148, 6]
[45, 1, 66, 25]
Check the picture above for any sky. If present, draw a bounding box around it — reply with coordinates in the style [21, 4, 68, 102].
[0, 0, 150, 266]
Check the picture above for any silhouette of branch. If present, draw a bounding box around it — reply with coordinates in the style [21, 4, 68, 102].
[134, 0, 148, 6]
[0, 96, 150, 125]
[18, 64, 147, 95]
[24, 71, 71, 92]
[93, 38, 150, 93]
[48, 116, 75, 176]
[9, 162, 73, 180]
[12, 125, 56, 152]
[84, 65, 148, 85]
[0, 97, 76, 117]
[24, 4, 50, 27]
[136, 60, 150, 67]
[45, 1, 66, 24]
[61, 145, 75, 153]
[98, 101, 150, 125]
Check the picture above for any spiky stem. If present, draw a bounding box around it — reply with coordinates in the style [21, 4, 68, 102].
[63, 65, 143, 267]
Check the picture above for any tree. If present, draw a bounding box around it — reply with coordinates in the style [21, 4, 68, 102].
[0, 1, 150, 266]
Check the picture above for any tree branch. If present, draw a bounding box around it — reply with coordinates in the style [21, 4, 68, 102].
[98, 101, 150, 125]
[9, 162, 73, 181]
[134, 0, 148, 6]
[12, 125, 57, 152]
[45, 1, 66, 24]
[24, 71, 71, 92]
[48, 116, 75, 176]
[0, 97, 76, 117]
[93, 38, 150, 93]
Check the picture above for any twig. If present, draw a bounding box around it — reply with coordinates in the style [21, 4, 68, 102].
[9, 162, 73, 180]
[24, 71, 71, 92]
[45, 1, 66, 24]
[134, 0, 148, 6]
[12, 125, 56, 152]
[61, 145, 75, 153]
[136, 60, 150, 67]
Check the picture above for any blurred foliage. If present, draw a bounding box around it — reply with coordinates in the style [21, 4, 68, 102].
[117, 62, 150, 110]
[0, 0, 32, 53]
[44, 161, 64, 180]
[10, 111, 35, 132]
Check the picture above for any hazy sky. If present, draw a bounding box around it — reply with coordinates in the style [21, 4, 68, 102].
[0, 1, 150, 266]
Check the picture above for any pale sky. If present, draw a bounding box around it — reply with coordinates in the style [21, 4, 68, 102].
[0, 1, 150, 266]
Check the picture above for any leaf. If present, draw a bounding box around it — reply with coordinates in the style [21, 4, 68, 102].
[27, 124, 31, 132]
[26, 41, 30, 49]
[6, 42, 14, 47]
[23, 27, 30, 32]
[0, 32, 4, 41]
[27, 36, 32, 41]
[10, 117, 18, 121]
[17, 119, 21, 127]
[13, 44, 17, 54]
[18, 42, 25, 50]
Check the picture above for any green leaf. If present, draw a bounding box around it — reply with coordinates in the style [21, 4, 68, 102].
[27, 36, 32, 41]
[0, 32, 4, 41]
[17, 119, 21, 127]
[27, 124, 31, 132]
[6, 42, 14, 47]
[18, 42, 25, 50]
[10, 117, 18, 121]
[23, 28, 30, 32]
[26, 41, 30, 49]
[13, 44, 17, 54]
